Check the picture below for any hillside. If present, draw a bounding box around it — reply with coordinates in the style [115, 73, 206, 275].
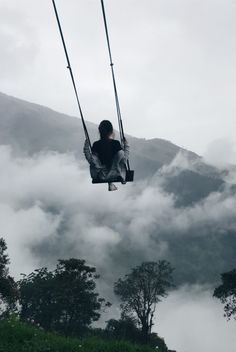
[0, 320, 168, 352]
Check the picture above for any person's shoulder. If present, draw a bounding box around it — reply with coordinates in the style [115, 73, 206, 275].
[113, 139, 121, 145]
[92, 140, 100, 151]
[113, 139, 122, 149]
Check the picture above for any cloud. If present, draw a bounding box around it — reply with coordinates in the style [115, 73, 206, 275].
[0, 202, 61, 276]
[0, 144, 235, 281]
[204, 138, 236, 167]
[157, 285, 236, 352]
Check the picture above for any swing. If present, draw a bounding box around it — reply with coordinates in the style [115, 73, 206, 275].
[51, 0, 134, 184]
[92, 170, 134, 184]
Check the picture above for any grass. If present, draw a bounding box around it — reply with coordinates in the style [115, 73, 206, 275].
[0, 319, 156, 352]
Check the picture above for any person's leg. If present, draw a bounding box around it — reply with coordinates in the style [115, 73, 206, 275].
[90, 155, 108, 180]
[90, 154, 122, 191]
[107, 150, 126, 182]
[108, 182, 118, 191]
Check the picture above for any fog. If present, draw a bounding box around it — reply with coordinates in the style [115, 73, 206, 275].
[157, 285, 235, 352]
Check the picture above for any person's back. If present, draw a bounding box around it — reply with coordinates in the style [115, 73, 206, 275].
[92, 138, 122, 168]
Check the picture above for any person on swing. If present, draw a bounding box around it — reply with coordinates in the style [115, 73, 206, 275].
[84, 120, 129, 191]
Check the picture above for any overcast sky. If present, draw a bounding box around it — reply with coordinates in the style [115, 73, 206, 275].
[1, 0, 236, 155]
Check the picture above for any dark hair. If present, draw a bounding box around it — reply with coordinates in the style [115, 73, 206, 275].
[98, 120, 113, 139]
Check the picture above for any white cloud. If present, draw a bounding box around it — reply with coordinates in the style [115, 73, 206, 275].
[157, 286, 236, 352]
[0, 203, 61, 276]
[204, 138, 236, 167]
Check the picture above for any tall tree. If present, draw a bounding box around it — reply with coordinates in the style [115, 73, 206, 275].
[0, 238, 18, 317]
[214, 269, 236, 320]
[19, 258, 110, 335]
[114, 261, 174, 343]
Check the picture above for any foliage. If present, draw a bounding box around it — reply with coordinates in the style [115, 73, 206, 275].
[0, 238, 18, 317]
[19, 258, 110, 336]
[105, 316, 141, 342]
[214, 269, 236, 320]
[114, 261, 174, 342]
[105, 317, 168, 351]
[148, 333, 168, 351]
[0, 318, 155, 352]
[0, 238, 9, 276]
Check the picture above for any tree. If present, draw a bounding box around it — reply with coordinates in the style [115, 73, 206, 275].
[114, 261, 174, 343]
[0, 238, 18, 317]
[214, 269, 236, 320]
[19, 258, 110, 335]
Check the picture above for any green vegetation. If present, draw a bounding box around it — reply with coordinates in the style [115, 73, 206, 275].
[0, 238, 171, 351]
[0, 238, 18, 316]
[0, 319, 155, 352]
[19, 259, 110, 335]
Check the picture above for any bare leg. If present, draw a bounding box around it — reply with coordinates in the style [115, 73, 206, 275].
[90, 155, 108, 180]
[108, 183, 118, 191]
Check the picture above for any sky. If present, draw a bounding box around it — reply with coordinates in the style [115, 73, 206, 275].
[1, 0, 236, 155]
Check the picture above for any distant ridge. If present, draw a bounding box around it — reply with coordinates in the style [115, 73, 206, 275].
[0, 91, 224, 203]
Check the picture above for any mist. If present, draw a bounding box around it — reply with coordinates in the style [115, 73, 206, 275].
[157, 285, 235, 352]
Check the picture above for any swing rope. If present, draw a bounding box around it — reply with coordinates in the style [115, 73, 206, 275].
[100, 0, 130, 171]
[51, 0, 92, 150]
[52, 0, 131, 171]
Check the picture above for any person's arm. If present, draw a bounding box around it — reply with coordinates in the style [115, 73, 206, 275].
[123, 138, 130, 161]
[83, 139, 93, 164]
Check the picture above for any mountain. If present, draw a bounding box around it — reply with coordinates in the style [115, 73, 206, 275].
[0, 92, 224, 204]
[1, 91, 236, 286]
[0, 92, 183, 173]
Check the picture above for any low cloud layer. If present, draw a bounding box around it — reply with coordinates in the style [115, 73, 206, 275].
[0, 145, 236, 351]
[157, 285, 235, 352]
[1, 144, 236, 281]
